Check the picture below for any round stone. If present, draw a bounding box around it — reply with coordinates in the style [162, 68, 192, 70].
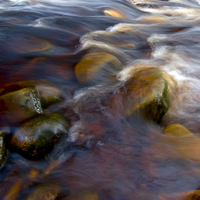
[9, 113, 69, 159]
[75, 52, 122, 85]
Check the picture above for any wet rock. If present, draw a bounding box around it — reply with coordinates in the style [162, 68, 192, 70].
[0, 132, 7, 169]
[64, 191, 99, 200]
[164, 124, 193, 137]
[26, 184, 59, 200]
[75, 52, 122, 85]
[0, 80, 61, 107]
[0, 88, 43, 125]
[9, 113, 69, 159]
[123, 66, 171, 123]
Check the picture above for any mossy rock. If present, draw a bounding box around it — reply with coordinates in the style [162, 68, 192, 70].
[0, 80, 61, 107]
[164, 124, 193, 137]
[10, 113, 69, 159]
[0, 132, 7, 169]
[64, 191, 99, 200]
[124, 66, 171, 123]
[75, 52, 122, 85]
[26, 184, 59, 200]
[0, 88, 43, 125]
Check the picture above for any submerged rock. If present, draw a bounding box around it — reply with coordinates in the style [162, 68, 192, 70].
[184, 190, 200, 200]
[26, 184, 59, 200]
[137, 14, 168, 23]
[0, 80, 61, 108]
[152, 124, 200, 162]
[159, 190, 200, 200]
[164, 124, 193, 137]
[0, 88, 43, 125]
[103, 9, 127, 18]
[3, 180, 23, 200]
[123, 66, 171, 123]
[64, 191, 99, 200]
[0, 132, 7, 169]
[75, 52, 122, 85]
[9, 113, 69, 159]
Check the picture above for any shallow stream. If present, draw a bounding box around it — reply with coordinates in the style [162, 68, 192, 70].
[1, 0, 200, 199]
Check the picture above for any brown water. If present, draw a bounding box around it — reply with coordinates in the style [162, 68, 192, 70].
[1, 0, 200, 199]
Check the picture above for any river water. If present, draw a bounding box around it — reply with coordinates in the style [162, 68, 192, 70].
[1, 0, 200, 199]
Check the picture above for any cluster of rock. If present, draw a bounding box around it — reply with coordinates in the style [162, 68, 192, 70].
[1, 52, 199, 200]
[0, 80, 69, 167]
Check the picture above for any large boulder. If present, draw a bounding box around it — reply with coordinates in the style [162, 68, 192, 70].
[123, 66, 172, 123]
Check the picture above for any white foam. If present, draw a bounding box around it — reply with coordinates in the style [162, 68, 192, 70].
[116, 65, 135, 81]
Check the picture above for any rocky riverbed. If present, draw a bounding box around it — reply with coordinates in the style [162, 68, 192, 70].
[1, 0, 200, 199]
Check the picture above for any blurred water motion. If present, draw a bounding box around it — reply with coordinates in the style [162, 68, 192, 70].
[1, 0, 200, 199]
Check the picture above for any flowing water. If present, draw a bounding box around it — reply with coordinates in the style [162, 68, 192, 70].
[1, 0, 200, 199]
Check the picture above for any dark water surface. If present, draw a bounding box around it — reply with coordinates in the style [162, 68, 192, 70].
[1, 0, 200, 199]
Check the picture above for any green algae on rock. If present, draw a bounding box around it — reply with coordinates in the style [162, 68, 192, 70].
[9, 113, 69, 160]
[0, 80, 61, 108]
[75, 52, 122, 85]
[124, 66, 171, 123]
[0, 88, 43, 125]
[0, 132, 7, 169]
